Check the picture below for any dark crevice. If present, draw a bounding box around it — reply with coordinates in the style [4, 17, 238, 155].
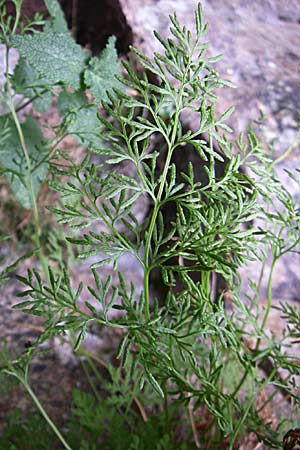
[8, 0, 133, 56]
[149, 130, 230, 302]
[60, 0, 133, 55]
[277, 14, 300, 24]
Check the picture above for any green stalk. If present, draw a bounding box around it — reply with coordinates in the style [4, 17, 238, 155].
[4, 366, 73, 450]
[7, 92, 48, 277]
[24, 382, 73, 450]
[230, 368, 250, 400]
[11, 0, 22, 35]
[228, 399, 253, 450]
[229, 364, 278, 450]
[143, 141, 175, 320]
[232, 255, 278, 399]
[255, 255, 277, 352]
[4, 7, 48, 277]
[15, 89, 49, 113]
[203, 270, 211, 301]
[260, 256, 276, 333]
[80, 359, 102, 403]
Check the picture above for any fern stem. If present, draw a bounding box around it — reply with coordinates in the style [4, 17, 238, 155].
[228, 399, 253, 450]
[143, 143, 174, 320]
[255, 255, 277, 351]
[142, 29, 196, 319]
[23, 382, 74, 450]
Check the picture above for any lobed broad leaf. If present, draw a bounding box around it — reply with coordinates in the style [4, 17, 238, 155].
[11, 31, 88, 90]
[43, 0, 69, 33]
[12, 58, 53, 113]
[58, 91, 104, 148]
[84, 36, 123, 104]
[57, 90, 88, 113]
[0, 116, 49, 209]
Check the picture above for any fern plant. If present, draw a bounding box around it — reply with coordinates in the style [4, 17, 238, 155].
[1, 2, 300, 449]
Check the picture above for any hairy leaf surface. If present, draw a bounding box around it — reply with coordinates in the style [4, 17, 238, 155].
[58, 91, 104, 148]
[11, 32, 87, 89]
[13, 58, 53, 113]
[84, 36, 122, 104]
[43, 0, 69, 33]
